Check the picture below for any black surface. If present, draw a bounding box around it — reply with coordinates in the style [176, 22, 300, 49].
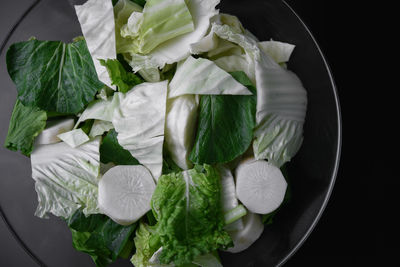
[0, 0, 368, 266]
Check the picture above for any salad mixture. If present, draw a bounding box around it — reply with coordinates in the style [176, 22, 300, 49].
[3, 0, 307, 266]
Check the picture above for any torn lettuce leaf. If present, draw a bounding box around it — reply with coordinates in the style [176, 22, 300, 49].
[210, 20, 307, 167]
[150, 165, 232, 265]
[89, 120, 114, 138]
[114, 0, 144, 55]
[119, 0, 194, 55]
[100, 58, 143, 93]
[112, 81, 168, 180]
[75, 0, 117, 89]
[168, 56, 252, 98]
[130, 222, 161, 267]
[57, 128, 90, 148]
[75, 95, 120, 128]
[164, 95, 199, 170]
[4, 100, 47, 156]
[99, 129, 139, 165]
[67, 209, 137, 267]
[31, 137, 101, 218]
[258, 40, 295, 64]
[128, 0, 220, 71]
[6, 39, 103, 114]
[189, 71, 256, 165]
[253, 51, 307, 167]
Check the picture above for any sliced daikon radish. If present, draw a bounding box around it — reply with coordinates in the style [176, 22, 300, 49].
[35, 118, 74, 145]
[235, 159, 287, 214]
[218, 165, 244, 231]
[57, 128, 90, 148]
[98, 165, 156, 225]
[225, 212, 264, 253]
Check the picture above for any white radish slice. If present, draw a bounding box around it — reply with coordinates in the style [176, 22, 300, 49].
[98, 165, 156, 225]
[35, 118, 74, 145]
[235, 159, 287, 214]
[225, 212, 264, 253]
[218, 165, 244, 231]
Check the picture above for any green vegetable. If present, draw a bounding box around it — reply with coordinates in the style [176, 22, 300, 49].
[100, 59, 143, 93]
[6, 39, 103, 114]
[31, 137, 101, 218]
[67, 209, 137, 267]
[130, 222, 161, 267]
[150, 165, 233, 265]
[118, 0, 194, 54]
[4, 100, 47, 156]
[99, 129, 139, 165]
[189, 71, 256, 165]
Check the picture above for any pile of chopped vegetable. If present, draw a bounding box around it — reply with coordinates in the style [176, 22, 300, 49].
[3, 0, 307, 266]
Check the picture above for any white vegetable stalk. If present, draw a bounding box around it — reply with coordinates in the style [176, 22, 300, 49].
[35, 118, 74, 145]
[225, 211, 264, 253]
[98, 165, 156, 225]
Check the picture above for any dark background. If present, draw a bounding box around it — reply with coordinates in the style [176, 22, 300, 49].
[0, 0, 392, 266]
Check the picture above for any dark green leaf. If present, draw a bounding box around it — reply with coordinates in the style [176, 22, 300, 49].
[4, 100, 47, 156]
[189, 71, 256, 164]
[100, 129, 139, 165]
[129, 0, 146, 7]
[80, 119, 94, 135]
[6, 39, 103, 114]
[67, 210, 137, 267]
[100, 58, 143, 93]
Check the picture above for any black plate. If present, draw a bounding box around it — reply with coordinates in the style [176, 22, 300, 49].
[0, 0, 341, 266]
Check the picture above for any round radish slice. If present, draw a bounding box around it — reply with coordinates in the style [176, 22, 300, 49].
[225, 212, 264, 253]
[235, 159, 287, 214]
[98, 165, 156, 225]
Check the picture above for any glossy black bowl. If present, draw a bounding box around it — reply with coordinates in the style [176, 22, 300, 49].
[0, 0, 341, 266]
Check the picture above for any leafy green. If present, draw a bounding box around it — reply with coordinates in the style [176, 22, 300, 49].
[100, 59, 143, 93]
[129, 0, 146, 7]
[168, 56, 251, 98]
[118, 0, 194, 54]
[4, 100, 47, 156]
[67, 209, 137, 267]
[150, 165, 233, 265]
[130, 222, 161, 267]
[31, 137, 101, 218]
[99, 129, 139, 165]
[74, 0, 116, 89]
[6, 39, 103, 114]
[189, 72, 256, 165]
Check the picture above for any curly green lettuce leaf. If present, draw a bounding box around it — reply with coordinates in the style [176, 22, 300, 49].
[150, 165, 232, 265]
[4, 100, 47, 156]
[100, 58, 143, 93]
[99, 129, 139, 165]
[31, 137, 101, 218]
[6, 39, 103, 114]
[67, 209, 137, 267]
[74, 0, 117, 89]
[189, 72, 256, 165]
[130, 222, 161, 267]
